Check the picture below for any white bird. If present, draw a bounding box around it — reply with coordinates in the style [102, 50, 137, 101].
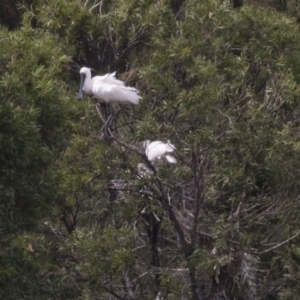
[143, 140, 177, 164]
[77, 67, 141, 132]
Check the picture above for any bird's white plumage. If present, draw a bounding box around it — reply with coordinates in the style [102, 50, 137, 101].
[78, 67, 140, 105]
[165, 154, 177, 164]
[143, 140, 177, 164]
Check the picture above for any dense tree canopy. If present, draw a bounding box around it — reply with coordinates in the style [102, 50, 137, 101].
[2, 0, 300, 299]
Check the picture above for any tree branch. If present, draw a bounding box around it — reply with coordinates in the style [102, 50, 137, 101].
[259, 231, 300, 254]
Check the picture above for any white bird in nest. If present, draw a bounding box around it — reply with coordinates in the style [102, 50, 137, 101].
[142, 140, 177, 165]
[77, 67, 141, 133]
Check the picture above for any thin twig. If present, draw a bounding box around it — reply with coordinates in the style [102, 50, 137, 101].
[259, 231, 300, 254]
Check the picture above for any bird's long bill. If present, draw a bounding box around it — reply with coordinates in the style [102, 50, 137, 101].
[77, 74, 85, 100]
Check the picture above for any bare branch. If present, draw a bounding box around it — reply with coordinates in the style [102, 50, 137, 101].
[259, 231, 300, 254]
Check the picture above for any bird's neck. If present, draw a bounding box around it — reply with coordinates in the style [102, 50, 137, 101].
[83, 72, 93, 95]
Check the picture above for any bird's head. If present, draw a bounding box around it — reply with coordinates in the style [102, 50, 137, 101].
[77, 67, 92, 100]
[79, 67, 91, 76]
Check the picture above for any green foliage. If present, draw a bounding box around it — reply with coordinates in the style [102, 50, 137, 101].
[0, 8, 100, 299]
[2, 0, 300, 299]
[0, 15, 82, 220]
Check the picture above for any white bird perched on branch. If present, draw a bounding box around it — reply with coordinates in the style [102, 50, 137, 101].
[143, 140, 177, 165]
[77, 67, 141, 133]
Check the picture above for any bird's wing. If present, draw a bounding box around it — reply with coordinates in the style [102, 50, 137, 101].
[93, 73, 125, 87]
[96, 73, 141, 93]
[165, 155, 177, 164]
[146, 142, 166, 161]
[92, 83, 140, 104]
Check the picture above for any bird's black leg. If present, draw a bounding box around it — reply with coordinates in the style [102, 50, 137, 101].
[100, 103, 115, 136]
